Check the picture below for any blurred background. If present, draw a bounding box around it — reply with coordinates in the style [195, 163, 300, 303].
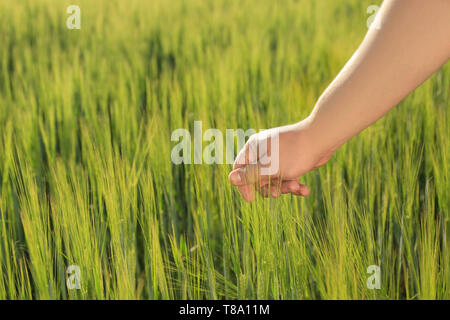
[0, 0, 448, 299]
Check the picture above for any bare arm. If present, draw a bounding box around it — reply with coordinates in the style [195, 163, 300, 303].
[229, 0, 450, 202]
[307, 0, 450, 155]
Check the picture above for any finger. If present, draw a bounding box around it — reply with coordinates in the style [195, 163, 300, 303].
[229, 164, 269, 186]
[260, 185, 270, 198]
[270, 185, 281, 198]
[280, 180, 310, 196]
[233, 137, 257, 170]
[237, 184, 256, 202]
[259, 176, 281, 188]
[297, 184, 310, 196]
[259, 184, 280, 198]
[233, 145, 247, 170]
[280, 180, 301, 194]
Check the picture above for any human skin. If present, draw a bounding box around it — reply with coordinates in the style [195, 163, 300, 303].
[228, 0, 450, 202]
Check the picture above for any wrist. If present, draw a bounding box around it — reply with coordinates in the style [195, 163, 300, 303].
[294, 115, 338, 169]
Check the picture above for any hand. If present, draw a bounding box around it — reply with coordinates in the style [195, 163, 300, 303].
[228, 119, 334, 202]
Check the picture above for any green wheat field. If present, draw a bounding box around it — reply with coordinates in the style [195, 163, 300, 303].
[0, 0, 448, 300]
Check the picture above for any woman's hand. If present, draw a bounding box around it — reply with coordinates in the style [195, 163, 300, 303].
[228, 119, 334, 202]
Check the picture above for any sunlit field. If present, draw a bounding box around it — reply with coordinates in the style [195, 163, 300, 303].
[0, 0, 448, 299]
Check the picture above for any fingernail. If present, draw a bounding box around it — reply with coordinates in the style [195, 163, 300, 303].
[229, 171, 242, 185]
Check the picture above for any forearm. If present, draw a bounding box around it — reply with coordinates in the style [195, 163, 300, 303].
[305, 0, 450, 154]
